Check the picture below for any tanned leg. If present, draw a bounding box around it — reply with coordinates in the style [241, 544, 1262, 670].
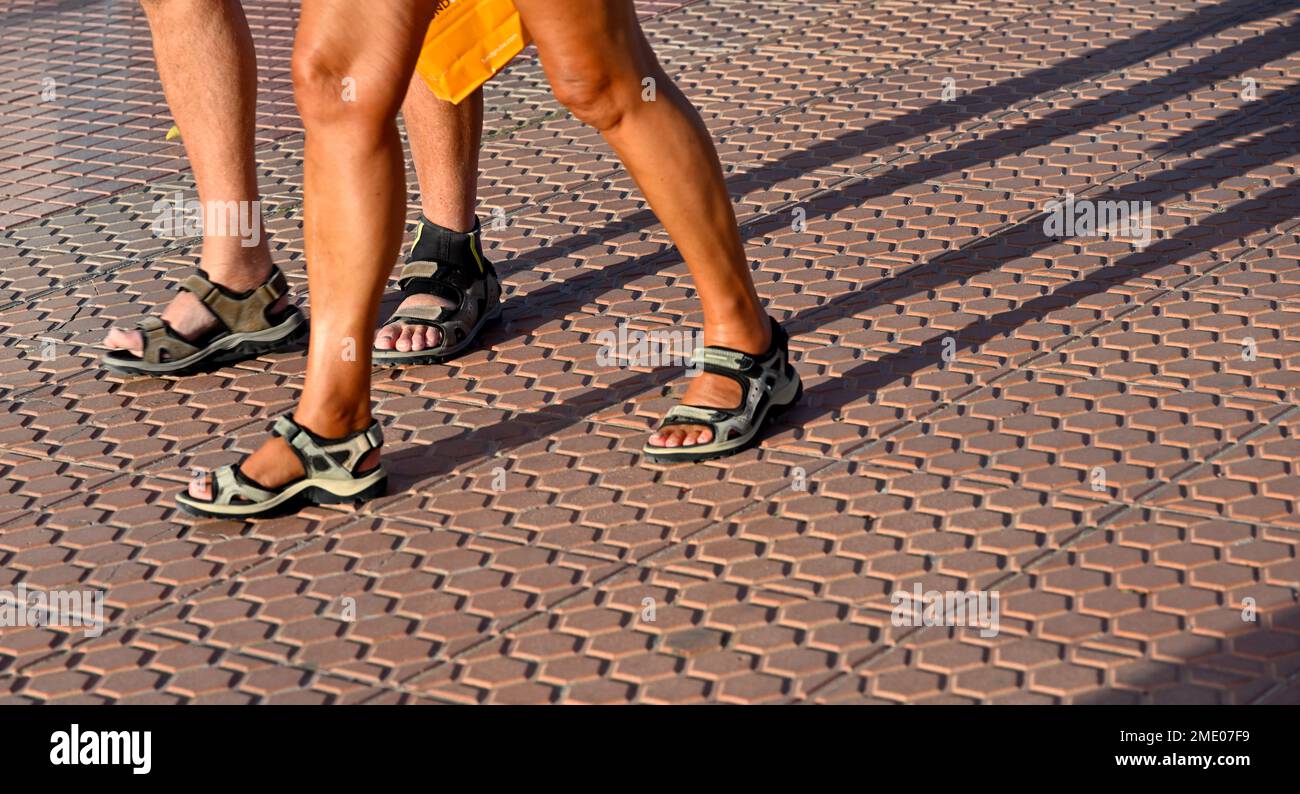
[106, 0, 284, 356]
[189, 0, 437, 498]
[513, 0, 769, 449]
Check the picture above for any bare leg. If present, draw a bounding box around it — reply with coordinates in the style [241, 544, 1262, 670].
[189, 0, 436, 498]
[513, 0, 769, 449]
[106, 0, 284, 356]
[407, 81, 481, 231]
[373, 81, 484, 354]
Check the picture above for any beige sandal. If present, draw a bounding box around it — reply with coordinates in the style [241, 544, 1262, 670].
[176, 416, 386, 519]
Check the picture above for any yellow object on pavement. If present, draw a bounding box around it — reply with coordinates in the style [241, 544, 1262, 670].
[415, 0, 529, 105]
[165, 124, 181, 141]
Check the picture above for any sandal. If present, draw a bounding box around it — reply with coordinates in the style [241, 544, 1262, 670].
[176, 415, 387, 519]
[101, 265, 306, 377]
[643, 316, 802, 463]
[373, 216, 501, 366]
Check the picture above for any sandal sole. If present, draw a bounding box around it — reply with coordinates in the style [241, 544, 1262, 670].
[176, 472, 388, 520]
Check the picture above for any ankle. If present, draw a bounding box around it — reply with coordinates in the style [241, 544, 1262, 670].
[702, 312, 771, 353]
[418, 209, 475, 235]
[199, 242, 275, 290]
[292, 404, 372, 439]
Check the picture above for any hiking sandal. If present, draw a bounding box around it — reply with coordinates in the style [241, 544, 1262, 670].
[373, 217, 501, 366]
[101, 265, 306, 377]
[642, 317, 802, 464]
[176, 415, 387, 519]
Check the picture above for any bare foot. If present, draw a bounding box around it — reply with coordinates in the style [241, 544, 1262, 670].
[373, 292, 454, 352]
[647, 320, 772, 448]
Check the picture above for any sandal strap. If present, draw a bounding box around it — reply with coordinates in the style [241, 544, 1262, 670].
[690, 346, 757, 373]
[398, 256, 486, 287]
[135, 315, 202, 364]
[179, 267, 289, 334]
[662, 404, 734, 425]
[209, 465, 274, 505]
[191, 464, 274, 508]
[385, 303, 456, 325]
[660, 408, 733, 426]
[271, 416, 383, 480]
[658, 403, 753, 439]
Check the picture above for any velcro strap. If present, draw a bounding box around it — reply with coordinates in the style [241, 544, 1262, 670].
[271, 416, 300, 443]
[662, 405, 728, 426]
[213, 465, 272, 504]
[214, 467, 241, 502]
[364, 424, 384, 451]
[398, 260, 442, 282]
[397, 258, 479, 305]
[387, 304, 452, 325]
[270, 416, 381, 478]
[180, 268, 286, 333]
[135, 315, 200, 362]
[691, 346, 754, 372]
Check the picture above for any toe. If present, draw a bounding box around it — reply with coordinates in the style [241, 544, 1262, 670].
[374, 325, 397, 350]
[422, 326, 443, 350]
[188, 473, 213, 501]
[409, 325, 427, 352]
[104, 327, 143, 357]
[395, 325, 416, 352]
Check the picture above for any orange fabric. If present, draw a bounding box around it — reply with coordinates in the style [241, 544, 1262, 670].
[415, 0, 530, 105]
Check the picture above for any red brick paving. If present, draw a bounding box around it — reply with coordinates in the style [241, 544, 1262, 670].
[1, 0, 1299, 704]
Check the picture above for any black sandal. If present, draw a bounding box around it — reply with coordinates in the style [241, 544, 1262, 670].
[373, 216, 501, 365]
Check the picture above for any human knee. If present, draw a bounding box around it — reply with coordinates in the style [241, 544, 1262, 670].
[549, 63, 641, 132]
[291, 44, 402, 132]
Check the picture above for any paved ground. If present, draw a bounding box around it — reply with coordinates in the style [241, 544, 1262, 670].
[1, 0, 1299, 704]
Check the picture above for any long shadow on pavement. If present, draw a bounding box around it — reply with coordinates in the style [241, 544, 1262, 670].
[380, 88, 1300, 488]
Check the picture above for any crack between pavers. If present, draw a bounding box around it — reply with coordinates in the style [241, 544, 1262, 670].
[1134, 402, 1300, 513]
[1249, 647, 1300, 703]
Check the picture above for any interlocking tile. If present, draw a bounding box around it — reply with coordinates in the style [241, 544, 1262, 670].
[810, 506, 1300, 704]
[3, 0, 1299, 705]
